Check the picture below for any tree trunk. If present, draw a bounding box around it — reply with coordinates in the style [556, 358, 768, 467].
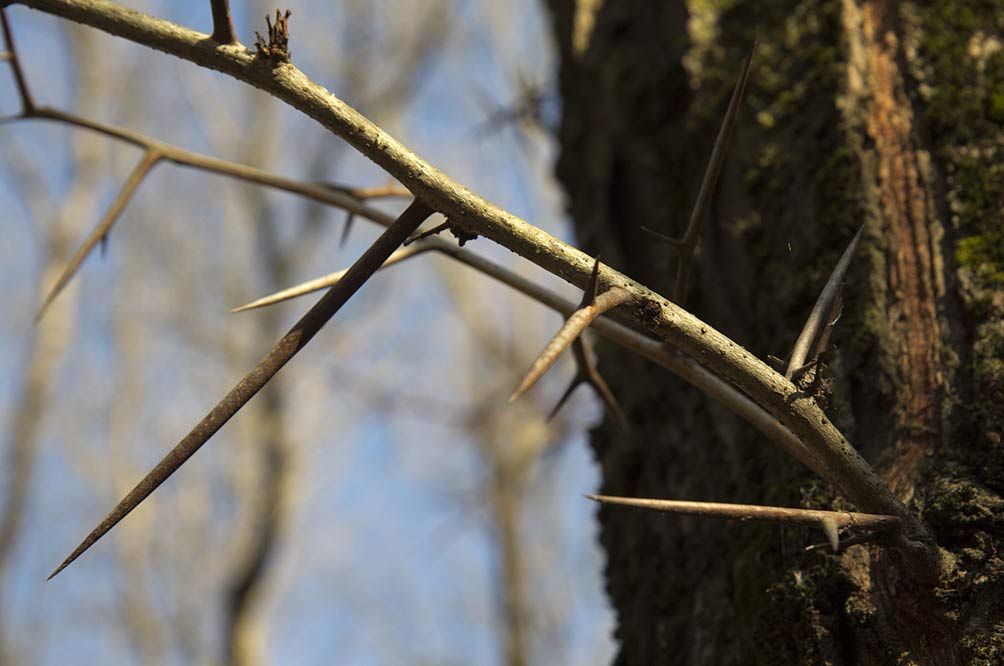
[547, 1, 1004, 663]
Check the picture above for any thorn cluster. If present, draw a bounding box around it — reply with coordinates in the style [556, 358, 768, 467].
[510, 258, 630, 429]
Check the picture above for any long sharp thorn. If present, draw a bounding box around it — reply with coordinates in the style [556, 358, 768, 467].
[586, 495, 900, 532]
[572, 339, 629, 431]
[673, 36, 756, 304]
[232, 244, 431, 313]
[785, 223, 865, 379]
[35, 151, 160, 324]
[48, 201, 433, 580]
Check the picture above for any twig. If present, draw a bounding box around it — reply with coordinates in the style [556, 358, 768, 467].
[0, 7, 35, 112]
[47, 200, 433, 580]
[509, 259, 629, 402]
[319, 182, 411, 201]
[669, 37, 755, 305]
[587, 494, 900, 552]
[24, 107, 392, 227]
[785, 224, 864, 379]
[35, 149, 161, 323]
[208, 0, 237, 45]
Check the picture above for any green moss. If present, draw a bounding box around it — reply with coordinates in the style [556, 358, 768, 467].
[957, 232, 1004, 284]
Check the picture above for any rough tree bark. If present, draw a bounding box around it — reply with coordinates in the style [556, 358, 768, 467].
[548, 1, 1003, 663]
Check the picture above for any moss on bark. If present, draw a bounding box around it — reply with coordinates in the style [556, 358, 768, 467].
[548, 0, 1003, 662]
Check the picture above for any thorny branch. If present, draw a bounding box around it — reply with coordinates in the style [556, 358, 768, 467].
[47, 200, 433, 579]
[5, 0, 940, 579]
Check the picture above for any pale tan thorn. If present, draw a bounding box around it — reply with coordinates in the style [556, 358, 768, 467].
[785, 223, 865, 379]
[35, 150, 161, 324]
[232, 244, 432, 313]
[819, 515, 840, 552]
[509, 285, 629, 403]
[586, 494, 901, 533]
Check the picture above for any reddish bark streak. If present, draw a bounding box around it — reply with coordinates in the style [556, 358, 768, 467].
[857, 3, 958, 662]
[861, 1, 942, 499]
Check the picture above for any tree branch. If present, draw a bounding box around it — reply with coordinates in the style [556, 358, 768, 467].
[35, 149, 160, 322]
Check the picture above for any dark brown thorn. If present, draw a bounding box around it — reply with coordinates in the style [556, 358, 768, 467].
[579, 256, 601, 308]
[510, 262, 630, 402]
[47, 200, 433, 580]
[546, 374, 583, 423]
[339, 212, 355, 248]
[35, 150, 161, 324]
[785, 223, 865, 380]
[404, 221, 450, 246]
[0, 8, 35, 113]
[232, 244, 432, 313]
[209, 0, 239, 45]
[639, 225, 682, 246]
[571, 338, 629, 431]
[585, 495, 901, 534]
[673, 36, 756, 305]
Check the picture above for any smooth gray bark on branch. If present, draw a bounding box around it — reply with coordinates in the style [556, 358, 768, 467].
[12, 0, 936, 575]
